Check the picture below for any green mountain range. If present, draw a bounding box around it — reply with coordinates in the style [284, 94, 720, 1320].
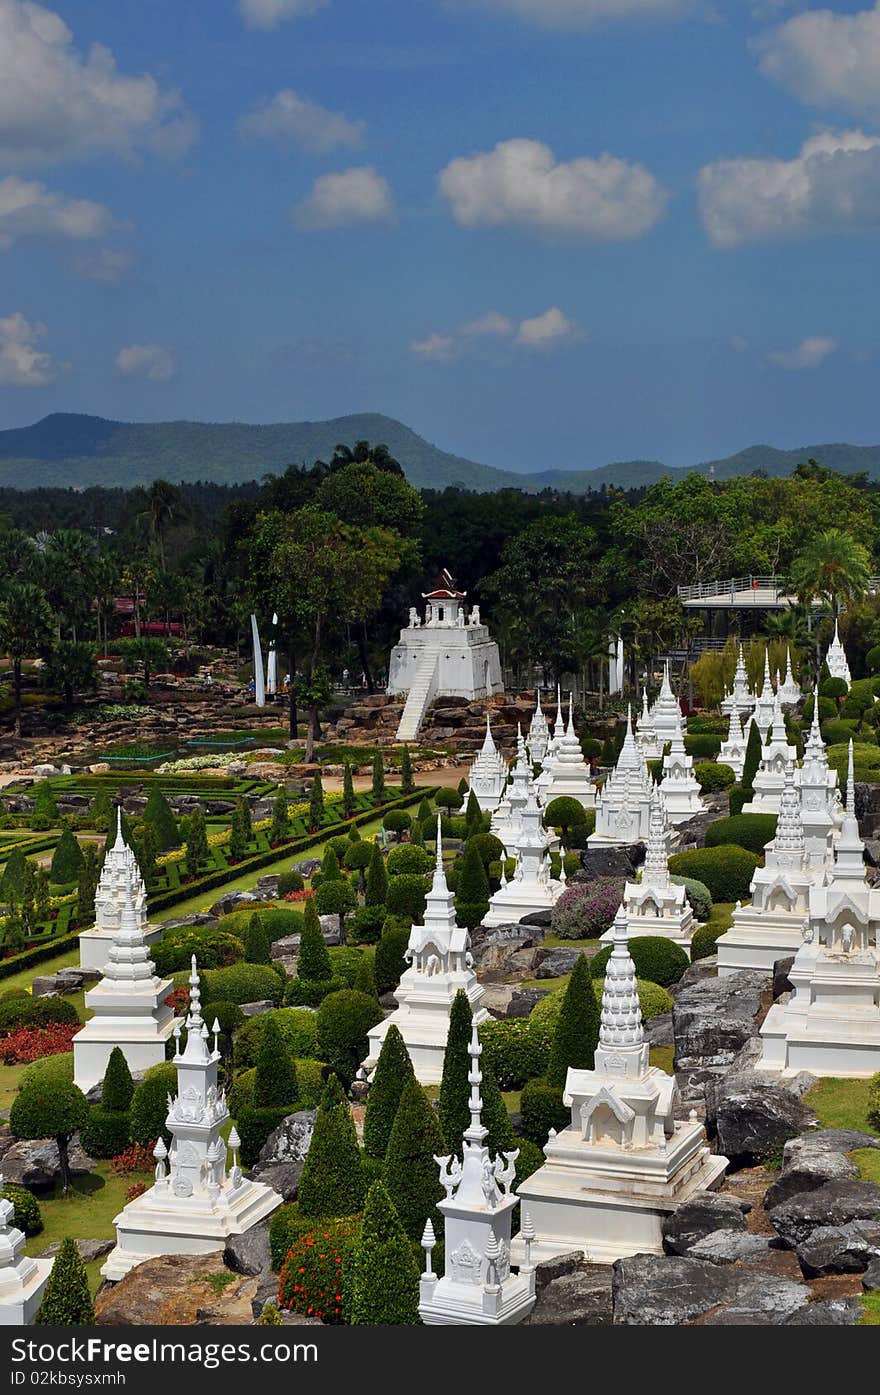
[0, 411, 878, 493]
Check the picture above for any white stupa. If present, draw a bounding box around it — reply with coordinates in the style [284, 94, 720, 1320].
[491, 728, 532, 847]
[467, 714, 508, 813]
[825, 619, 852, 690]
[721, 644, 755, 720]
[79, 810, 162, 970]
[649, 661, 686, 746]
[603, 785, 694, 950]
[0, 1178, 52, 1324]
[526, 691, 550, 766]
[540, 695, 596, 810]
[73, 886, 179, 1092]
[512, 907, 727, 1264]
[796, 693, 842, 872]
[759, 744, 880, 1077]
[535, 688, 565, 798]
[718, 707, 748, 781]
[102, 958, 282, 1280]
[658, 713, 702, 825]
[717, 761, 815, 975]
[419, 1025, 536, 1326]
[752, 652, 776, 739]
[635, 688, 663, 761]
[778, 648, 802, 706]
[743, 695, 798, 815]
[484, 785, 562, 928]
[364, 817, 488, 1084]
[588, 707, 654, 847]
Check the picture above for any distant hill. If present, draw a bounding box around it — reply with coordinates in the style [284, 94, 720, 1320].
[0, 412, 877, 493]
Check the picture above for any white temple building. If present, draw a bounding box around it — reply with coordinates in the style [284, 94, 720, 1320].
[649, 662, 686, 747]
[526, 692, 550, 766]
[752, 653, 776, 739]
[0, 1179, 52, 1324]
[717, 762, 815, 976]
[389, 569, 504, 741]
[467, 715, 508, 813]
[512, 907, 726, 1264]
[588, 708, 654, 848]
[539, 695, 595, 810]
[102, 958, 282, 1281]
[492, 728, 533, 848]
[825, 619, 852, 690]
[778, 648, 802, 706]
[796, 695, 842, 872]
[484, 786, 562, 928]
[718, 707, 748, 782]
[759, 745, 880, 1078]
[721, 645, 755, 721]
[73, 886, 179, 1092]
[535, 689, 565, 798]
[79, 811, 162, 970]
[743, 695, 799, 815]
[364, 818, 488, 1085]
[658, 713, 702, 825]
[635, 688, 663, 762]
[603, 786, 694, 950]
[419, 1024, 536, 1326]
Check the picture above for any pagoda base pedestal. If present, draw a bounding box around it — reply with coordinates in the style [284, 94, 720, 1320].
[0, 1258, 52, 1325]
[759, 1001, 880, 1079]
[79, 925, 162, 970]
[74, 1017, 178, 1092]
[419, 1272, 536, 1326]
[716, 919, 806, 976]
[365, 995, 489, 1086]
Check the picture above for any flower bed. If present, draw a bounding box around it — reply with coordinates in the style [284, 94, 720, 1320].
[0, 1022, 78, 1064]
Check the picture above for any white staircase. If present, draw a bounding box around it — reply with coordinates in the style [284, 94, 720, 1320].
[395, 653, 439, 742]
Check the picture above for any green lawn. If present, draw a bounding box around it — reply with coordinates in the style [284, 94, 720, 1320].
[804, 1077, 880, 1137]
[0, 1059, 28, 1113]
[23, 1161, 153, 1296]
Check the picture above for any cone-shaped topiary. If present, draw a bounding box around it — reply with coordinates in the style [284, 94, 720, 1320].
[411, 821, 424, 847]
[371, 752, 386, 803]
[143, 786, 179, 852]
[298, 1074, 366, 1218]
[546, 953, 600, 1090]
[321, 845, 342, 881]
[0, 848, 27, 906]
[364, 843, 388, 907]
[481, 1058, 516, 1155]
[741, 717, 764, 791]
[35, 1237, 94, 1325]
[244, 912, 272, 965]
[457, 776, 469, 796]
[90, 785, 112, 831]
[417, 797, 432, 824]
[298, 897, 333, 981]
[229, 796, 251, 860]
[454, 840, 490, 930]
[400, 746, 414, 795]
[185, 806, 209, 877]
[309, 771, 325, 831]
[363, 1024, 415, 1159]
[382, 1076, 445, 1241]
[353, 951, 378, 1000]
[342, 762, 356, 818]
[349, 1181, 420, 1325]
[254, 1015, 299, 1107]
[33, 781, 58, 821]
[439, 988, 472, 1155]
[269, 790, 290, 845]
[50, 829, 84, 884]
[102, 1046, 134, 1112]
[465, 790, 481, 826]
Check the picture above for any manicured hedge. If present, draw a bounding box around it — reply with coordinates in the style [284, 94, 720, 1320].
[587, 936, 689, 988]
[234, 1008, 319, 1069]
[478, 1017, 552, 1091]
[667, 845, 760, 902]
[704, 813, 777, 855]
[694, 762, 736, 793]
[690, 915, 733, 961]
[197, 962, 285, 1007]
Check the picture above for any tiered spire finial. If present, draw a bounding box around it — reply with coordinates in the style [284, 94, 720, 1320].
[774, 761, 805, 854]
[643, 785, 669, 883]
[599, 907, 644, 1049]
[465, 1022, 486, 1146]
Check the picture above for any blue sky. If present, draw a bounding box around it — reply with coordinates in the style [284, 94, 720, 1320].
[1, 0, 880, 473]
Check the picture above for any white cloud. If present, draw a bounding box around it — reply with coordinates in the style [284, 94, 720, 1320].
[0, 177, 114, 250]
[730, 335, 750, 351]
[75, 247, 134, 283]
[238, 90, 364, 154]
[292, 166, 394, 230]
[698, 129, 880, 247]
[515, 306, 579, 347]
[465, 0, 691, 30]
[0, 0, 198, 167]
[238, 0, 328, 29]
[769, 335, 838, 369]
[439, 138, 667, 240]
[0, 312, 56, 386]
[460, 310, 514, 337]
[755, 2, 880, 114]
[410, 333, 457, 361]
[115, 343, 175, 382]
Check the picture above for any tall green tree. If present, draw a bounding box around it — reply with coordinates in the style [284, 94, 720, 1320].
[547, 954, 601, 1089]
[382, 1077, 445, 1241]
[0, 580, 55, 737]
[363, 1024, 415, 1159]
[349, 1181, 420, 1326]
[35, 1238, 94, 1325]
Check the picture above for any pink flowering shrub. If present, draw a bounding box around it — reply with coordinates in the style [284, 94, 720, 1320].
[550, 878, 624, 940]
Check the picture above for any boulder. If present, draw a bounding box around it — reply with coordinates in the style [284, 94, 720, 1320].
[768, 1180, 880, 1248]
[661, 1192, 748, 1256]
[782, 1297, 862, 1326]
[519, 909, 553, 928]
[468, 924, 540, 973]
[224, 1219, 272, 1276]
[672, 969, 768, 1072]
[270, 934, 301, 961]
[39, 1238, 114, 1264]
[611, 1253, 810, 1325]
[687, 1231, 775, 1265]
[795, 1221, 880, 1276]
[524, 1264, 614, 1326]
[763, 1133, 868, 1210]
[292, 860, 321, 878]
[535, 948, 583, 980]
[645, 1012, 673, 1047]
[508, 987, 549, 1018]
[773, 955, 795, 1000]
[574, 846, 643, 881]
[240, 1000, 276, 1018]
[210, 891, 259, 918]
[711, 1079, 816, 1167]
[257, 1110, 316, 1168]
[30, 977, 60, 998]
[480, 985, 516, 1019]
[533, 1250, 585, 1291]
[0, 1136, 95, 1192]
[94, 1252, 257, 1326]
[667, 957, 719, 999]
[249, 1161, 303, 1201]
[862, 1256, 880, 1291]
[159, 913, 220, 932]
[256, 875, 281, 899]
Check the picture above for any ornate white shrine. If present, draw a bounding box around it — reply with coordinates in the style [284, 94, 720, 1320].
[649, 662, 687, 746]
[73, 887, 179, 1092]
[721, 645, 755, 721]
[467, 714, 508, 813]
[526, 692, 550, 766]
[718, 707, 748, 781]
[540, 696, 595, 810]
[635, 688, 663, 762]
[364, 818, 488, 1084]
[102, 958, 282, 1280]
[717, 761, 815, 975]
[796, 696, 842, 871]
[512, 907, 726, 1264]
[492, 728, 533, 847]
[0, 1178, 52, 1324]
[79, 811, 162, 969]
[743, 695, 799, 815]
[419, 1025, 536, 1326]
[752, 653, 776, 739]
[484, 786, 562, 928]
[658, 713, 702, 825]
[588, 708, 654, 847]
[603, 786, 694, 950]
[778, 648, 802, 706]
[825, 619, 852, 690]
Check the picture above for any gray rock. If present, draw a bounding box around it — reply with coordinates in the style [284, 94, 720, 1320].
[782, 1297, 862, 1326]
[773, 956, 795, 1000]
[524, 1265, 613, 1325]
[508, 987, 549, 1018]
[519, 909, 553, 928]
[158, 913, 220, 932]
[667, 957, 719, 999]
[534, 1251, 585, 1291]
[248, 1161, 303, 1202]
[250, 1271, 279, 1319]
[257, 1111, 316, 1168]
[535, 948, 583, 979]
[611, 1253, 809, 1325]
[687, 1231, 774, 1265]
[30, 977, 59, 998]
[574, 846, 643, 881]
[469, 924, 540, 973]
[39, 1238, 114, 1263]
[210, 890, 259, 918]
[662, 1192, 748, 1256]
[240, 1000, 276, 1018]
[270, 934, 301, 961]
[769, 1180, 880, 1248]
[645, 1012, 674, 1047]
[764, 1134, 862, 1210]
[480, 985, 516, 1019]
[224, 1220, 271, 1276]
[1, 1136, 95, 1192]
[672, 968, 769, 1072]
[795, 1221, 880, 1276]
[256, 875, 281, 899]
[292, 859, 321, 878]
[862, 1256, 880, 1290]
[712, 1079, 815, 1166]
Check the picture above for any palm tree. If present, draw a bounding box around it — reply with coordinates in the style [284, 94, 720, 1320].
[144, 479, 183, 572]
[0, 581, 55, 737]
[788, 530, 872, 617]
[763, 603, 811, 650]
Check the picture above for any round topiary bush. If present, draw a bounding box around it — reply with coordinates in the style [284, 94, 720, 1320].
[669, 875, 713, 921]
[230, 1058, 326, 1118]
[463, 832, 506, 868]
[434, 788, 463, 812]
[587, 935, 689, 988]
[690, 916, 733, 961]
[234, 1008, 319, 1070]
[827, 742, 880, 784]
[385, 873, 429, 923]
[349, 904, 386, 944]
[667, 845, 760, 902]
[219, 906, 305, 943]
[315, 990, 383, 1087]
[819, 676, 849, 701]
[550, 878, 624, 940]
[0, 996, 80, 1032]
[704, 813, 777, 855]
[478, 1017, 552, 1091]
[79, 1107, 131, 1159]
[152, 927, 245, 976]
[385, 844, 431, 877]
[694, 762, 736, 793]
[530, 977, 673, 1030]
[284, 974, 347, 1007]
[198, 962, 284, 1006]
[129, 1062, 178, 1145]
[277, 869, 305, 896]
[821, 720, 858, 747]
[0, 1182, 42, 1235]
[684, 734, 721, 758]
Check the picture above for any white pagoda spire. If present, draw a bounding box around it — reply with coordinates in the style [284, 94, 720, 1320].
[826, 619, 852, 689]
[774, 760, 805, 855]
[642, 785, 670, 886]
[831, 740, 865, 881]
[468, 713, 508, 812]
[595, 906, 648, 1076]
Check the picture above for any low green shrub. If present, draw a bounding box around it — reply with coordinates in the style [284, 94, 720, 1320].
[587, 936, 688, 988]
[284, 974, 347, 1007]
[821, 720, 858, 747]
[0, 1183, 42, 1236]
[669, 875, 713, 920]
[129, 1062, 177, 1146]
[667, 844, 760, 902]
[704, 813, 777, 855]
[79, 1107, 131, 1159]
[385, 845, 431, 876]
[234, 1008, 318, 1069]
[690, 917, 732, 961]
[694, 761, 736, 793]
[0, 996, 80, 1032]
[684, 734, 721, 758]
[152, 927, 245, 976]
[315, 990, 383, 1087]
[479, 1017, 552, 1091]
[867, 1071, 880, 1132]
[531, 978, 673, 1029]
[519, 1077, 568, 1146]
[199, 963, 284, 1007]
[229, 1059, 326, 1117]
[349, 904, 386, 944]
[220, 907, 305, 943]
